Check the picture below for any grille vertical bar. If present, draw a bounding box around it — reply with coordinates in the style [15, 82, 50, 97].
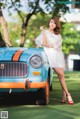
[0, 62, 28, 77]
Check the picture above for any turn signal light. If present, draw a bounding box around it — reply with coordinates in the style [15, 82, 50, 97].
[32, 72, 40, 75]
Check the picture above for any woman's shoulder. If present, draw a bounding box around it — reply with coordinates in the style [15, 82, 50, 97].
[45, 30, 61, 36]
[54, 33, 62, 38]
[52, 33, 62, 41]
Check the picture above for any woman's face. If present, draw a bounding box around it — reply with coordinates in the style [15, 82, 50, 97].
[49, 19, 56, 30]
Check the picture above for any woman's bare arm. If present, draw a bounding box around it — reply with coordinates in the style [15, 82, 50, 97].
[40, 27, 47, 46]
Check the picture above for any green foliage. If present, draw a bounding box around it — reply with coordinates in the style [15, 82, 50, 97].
[1, 0, 69, 18]
[62, 23, 80, 54]
[24, 14, 52, 48]
[8, 13, 80, 55]
[1, 0, 70, 47]
[8, 22, 21, 47]
[8, 13, 51, 47]
[52, 0, 69, 17]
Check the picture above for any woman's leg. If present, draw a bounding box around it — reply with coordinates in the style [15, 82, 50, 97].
[53, 68, 69, 95]
[61, 90, 67, 103]
[53, 68, 74, 104]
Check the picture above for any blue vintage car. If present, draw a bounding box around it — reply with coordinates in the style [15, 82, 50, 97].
[0, 47, 53, 105]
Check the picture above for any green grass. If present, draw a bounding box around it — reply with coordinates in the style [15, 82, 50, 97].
[0, 71, 80, 119]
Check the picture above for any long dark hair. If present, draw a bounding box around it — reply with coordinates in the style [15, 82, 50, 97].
[49, 17, 61, 35]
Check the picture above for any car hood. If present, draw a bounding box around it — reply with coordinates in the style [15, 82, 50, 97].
[0, 47, 44, 62]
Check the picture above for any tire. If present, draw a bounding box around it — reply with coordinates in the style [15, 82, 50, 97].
[48, 68, 53, 91]
[49, 83, 52, 91]
[36, 82, 49, 105]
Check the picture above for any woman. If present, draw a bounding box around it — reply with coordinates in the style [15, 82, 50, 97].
[35, 17, 74, 105]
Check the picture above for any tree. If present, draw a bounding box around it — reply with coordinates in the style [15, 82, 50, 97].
[24, 13, 52, 48]
[62, 23, 80, 54]
[18, 0, 69, 47]
[0, 5, 12, 46]
[0, 0, 69, 47]
[8, 13, 51, 47]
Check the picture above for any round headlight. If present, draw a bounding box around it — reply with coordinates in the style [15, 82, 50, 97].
[30, 55, 42, 68]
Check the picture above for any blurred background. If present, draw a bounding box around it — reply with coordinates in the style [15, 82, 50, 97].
[0, 0, 80, 71]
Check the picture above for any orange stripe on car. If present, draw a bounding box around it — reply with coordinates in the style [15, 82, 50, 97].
[12, 50, 24, 61]
[0, 82, 47, 89]
[0, 82, 25, 89]
[29, 82, 46, 88]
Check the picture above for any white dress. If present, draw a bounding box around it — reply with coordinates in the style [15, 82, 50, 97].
[35, 30, 65, 68]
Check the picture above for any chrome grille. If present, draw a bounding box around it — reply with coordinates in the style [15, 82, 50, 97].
[0, 62, 28, 77]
